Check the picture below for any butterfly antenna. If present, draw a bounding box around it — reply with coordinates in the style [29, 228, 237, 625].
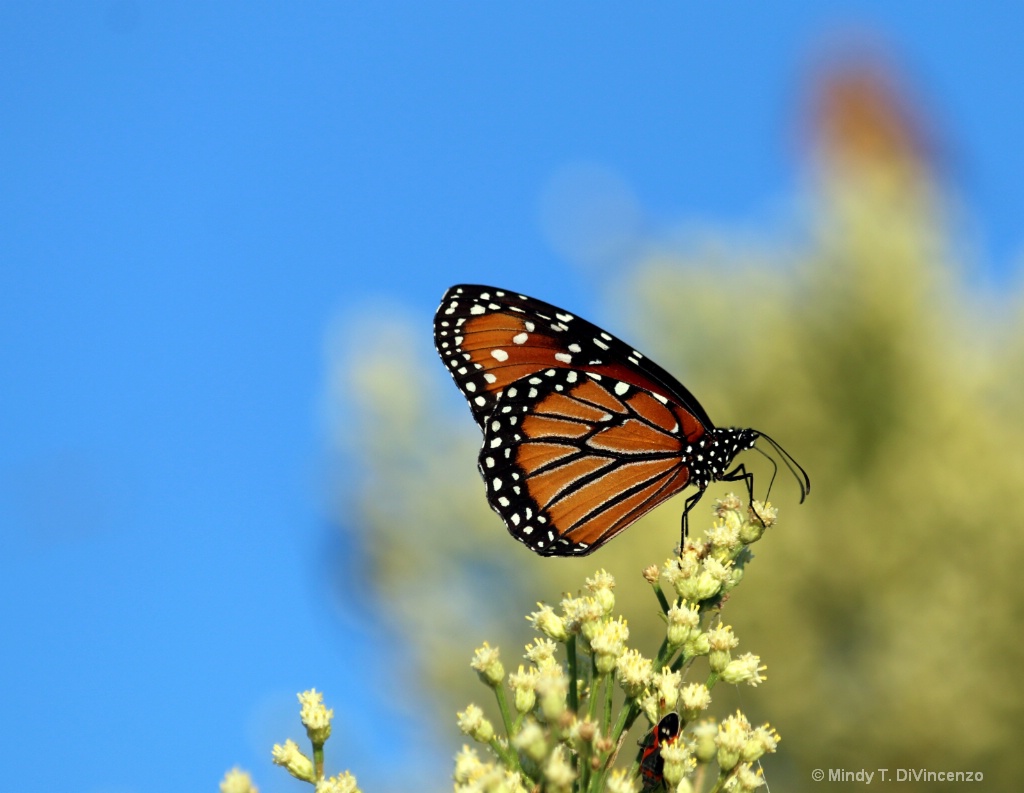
[752, 444, 779, 500]
[756, 431, 810, 503]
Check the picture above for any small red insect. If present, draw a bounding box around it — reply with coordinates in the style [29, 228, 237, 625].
[434, 284, 809, 556]
[638, 712, 682, 791]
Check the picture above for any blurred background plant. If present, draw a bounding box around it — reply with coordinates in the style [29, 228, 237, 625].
[329, 54, 1024, 790]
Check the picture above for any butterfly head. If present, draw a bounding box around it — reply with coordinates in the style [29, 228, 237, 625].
[694, 427, 760, 489]
[710, 427, 810, 508]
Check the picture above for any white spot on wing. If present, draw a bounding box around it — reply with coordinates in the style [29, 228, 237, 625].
[512, 332, 528, 344]
[554, 353, 572, 364]
[614, 381, 629, 396]
[491, 349, 509, 362]
[470, 305, 485, 315]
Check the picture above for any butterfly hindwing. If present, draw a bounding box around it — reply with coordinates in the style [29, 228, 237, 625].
[434, 284, 714, 433]
[478, 367, 697, 556]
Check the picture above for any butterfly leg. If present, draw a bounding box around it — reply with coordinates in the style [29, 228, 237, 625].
[721, 464, 761, 523]
[679, 488, 707, 547]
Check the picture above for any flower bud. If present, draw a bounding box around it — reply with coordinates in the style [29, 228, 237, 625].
[508, 665, 539, 714]
[536, 665, 569, 723]
[721, 653, 766, 687]
[589, 616, 629, 674]
[512, 719, 547, 762]
[457, 704, 495, 744]
[660, 741, 694, 788]
[741, 725, 780, 763]
[666, 600, 700, 647]
[453, 745, 484, 784]
[315, 772, 361, 793]
[529, 604, 569, 642]
[716, 712, 751, 772]
[615, 648, 653, 698]
[298, 689, 333, 745]
[691, 721, 717, 764]
[471, 642, 505, 688]
[585, 569, 616, 615]
[524, 638, 559, 668]
[220, 767, 259, 793]
[543, 746, 576, 793]
[679, 683, 711, 721]
[271, 740, 314, 782]
[651, 668, 682, 712]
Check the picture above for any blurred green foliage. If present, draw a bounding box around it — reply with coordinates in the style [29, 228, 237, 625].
[331, 81, 1024, 791]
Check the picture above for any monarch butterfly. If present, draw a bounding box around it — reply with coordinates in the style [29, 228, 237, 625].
[434, 284, 809, 557]
[637, 712, 682, 791]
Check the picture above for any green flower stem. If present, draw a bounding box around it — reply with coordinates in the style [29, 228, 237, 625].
[653, 636, 672, 667]
[587, 673, 607, 723]
[705, 672, 719, 690]
[591, 698, 643, 793]
[602, 674, 614, 735]
[494, 684, 516, 740]
[652, 581, 671, 614]
[567, 636, 579, 712]
[488, 736, 521, 775]
[312, 742, 325, 780]
[706, 769, 736, 793]
[606, 698, 642, 761]
[693, 763, 709, 792]
[578, 738, 593, 792]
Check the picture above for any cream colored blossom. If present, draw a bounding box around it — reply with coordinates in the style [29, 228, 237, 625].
[650, 667, 682, 712]
[453, 745, 486, 784]
[529, 604, 569, 641]
[271, 739, 314, 782]
[605, 767, 640, 793]
[471, 641, 505, 687]
[666, 600, 700, 646]
[535, 663, 569, 722]
[457, 703, 495, 744]
[660, 740, 695, 788]
[524, 638, 559, 667]
[589, 616, 629, 674]
[721, 653, 767, 687]
[585, 569, 616, 614]
[615, 648, 653, 697]
[512, 718, 547, 762]
[314, 771, 361, 793]
[508, 664, 540, 714]
[220, 767, 259, 793]
[679, 682, 711, 719]
[298, 689, 333, 745]
[716, 712, 751, 771]
[543, 745, 575, 793]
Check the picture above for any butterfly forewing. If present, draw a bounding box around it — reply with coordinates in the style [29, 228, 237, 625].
[434, 284, 715, 431]
[478, 368, 698, 556]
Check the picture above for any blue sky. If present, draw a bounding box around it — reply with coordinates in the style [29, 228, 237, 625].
[2, 4, 1022, 792]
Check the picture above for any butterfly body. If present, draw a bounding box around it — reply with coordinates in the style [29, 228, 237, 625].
[638, 712, 682, 791]
[434, 284, 807, 556]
